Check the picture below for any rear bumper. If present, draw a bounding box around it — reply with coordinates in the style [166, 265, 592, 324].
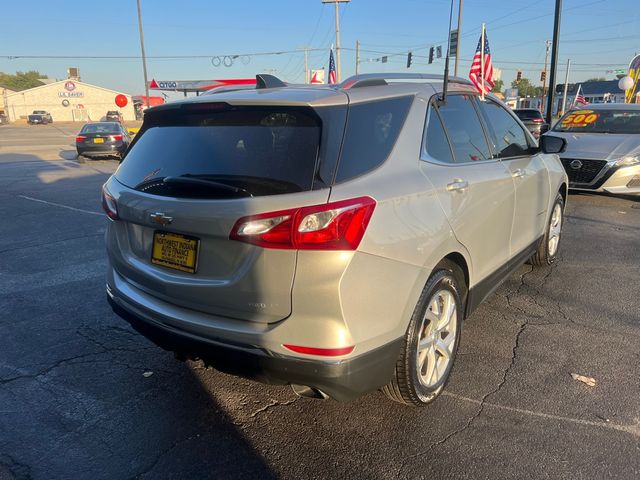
[77, 143, 126, 156]
[107, 285, 402, 401]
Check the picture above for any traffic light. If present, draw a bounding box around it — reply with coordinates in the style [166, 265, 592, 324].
[428, 47, 434, 64]
[516, 70, 522, 81]
[436, 46, 442, 59]
[407, 51, 413, 68]
[540, 71, 547, 83]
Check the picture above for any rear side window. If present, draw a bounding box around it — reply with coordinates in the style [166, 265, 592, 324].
[478, 100, 531, 158]
[115, 106, 321, 198]
[423, 108, 454, 164]
[436, 95, 492, 163]
[335, 96, 413, 182]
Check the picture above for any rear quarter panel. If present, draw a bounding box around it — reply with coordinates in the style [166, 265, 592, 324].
[323, 92, 473, 351]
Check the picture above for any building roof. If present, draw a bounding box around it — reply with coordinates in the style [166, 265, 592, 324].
[5, 79, 130, 98]
[555, 80, 623, 95]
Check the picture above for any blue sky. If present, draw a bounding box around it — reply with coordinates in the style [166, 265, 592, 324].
[2, 0, 639, 95]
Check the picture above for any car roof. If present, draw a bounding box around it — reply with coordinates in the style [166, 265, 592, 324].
[147, 74, 480, 111]
[83, 122, 120, 127]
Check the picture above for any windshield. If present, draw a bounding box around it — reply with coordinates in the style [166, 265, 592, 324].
[515, 110, 543, 121]
[553, 108, 640, 134]
[81, 123, 121, 134]
[115, 106, 321, 198]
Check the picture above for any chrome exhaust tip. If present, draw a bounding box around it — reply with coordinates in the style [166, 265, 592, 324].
[291, 384, 329, 400]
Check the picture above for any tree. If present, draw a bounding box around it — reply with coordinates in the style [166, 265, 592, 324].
[511, 77, 543, 97]
[586, 77, 606, 82]
[491, 78, 504, 94]
[0, 71, 47, 91]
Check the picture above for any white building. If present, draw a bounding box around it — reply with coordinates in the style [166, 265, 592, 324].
[5, 80, 135, 123]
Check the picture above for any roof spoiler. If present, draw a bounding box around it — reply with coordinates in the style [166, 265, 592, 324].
[256, 74, 287, 89]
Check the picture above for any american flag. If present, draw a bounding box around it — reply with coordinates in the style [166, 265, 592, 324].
[574, 84, 588, 105]
[328, 48, 337, 84]
[468, 29, 495, 95]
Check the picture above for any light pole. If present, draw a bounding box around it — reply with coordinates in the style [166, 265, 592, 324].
[545, 0, 562, 124]
[454, 0, 463, 77]
[322, 0, 350, 82]
[136, 0, 150, 109]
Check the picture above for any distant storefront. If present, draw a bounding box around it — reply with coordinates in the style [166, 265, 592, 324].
[5, 80, 135, 123]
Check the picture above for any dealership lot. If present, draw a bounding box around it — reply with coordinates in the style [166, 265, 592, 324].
[1, 125, 639, 479]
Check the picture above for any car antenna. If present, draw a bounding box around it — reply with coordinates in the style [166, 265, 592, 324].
[439, 0, 456, 106]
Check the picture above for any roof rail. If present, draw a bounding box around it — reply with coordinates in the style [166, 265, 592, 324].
[256, 74, 287, 89]
[340, 73, 473, 89]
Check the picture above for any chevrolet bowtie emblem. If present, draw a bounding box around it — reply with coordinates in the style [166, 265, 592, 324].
[149, 212, 173, 225]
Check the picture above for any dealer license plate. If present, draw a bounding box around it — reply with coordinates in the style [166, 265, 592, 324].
[94, 138, 105, 143]
[151, 231, 199, 273]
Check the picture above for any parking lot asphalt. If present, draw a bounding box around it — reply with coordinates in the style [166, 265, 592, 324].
[1, 124, 639, 480]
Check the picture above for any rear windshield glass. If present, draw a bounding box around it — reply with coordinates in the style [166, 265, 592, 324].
[552, 108, 640, 134]
[514, 110, 543, 120]
[81, 123, 120, 134]
[115, 106, 321, 198]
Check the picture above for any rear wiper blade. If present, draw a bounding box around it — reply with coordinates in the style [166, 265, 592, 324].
[163, 175, 253, 197]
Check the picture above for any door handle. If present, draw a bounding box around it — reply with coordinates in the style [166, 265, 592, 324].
[446, 179, 469, 192]
[512, 169, 526, 178]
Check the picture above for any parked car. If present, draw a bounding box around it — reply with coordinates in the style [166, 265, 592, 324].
[76, 122, 131, 160]
[103, 73, 568, 406]
[105, 111, 123, 123]
[513, 108, 548, 138]
[27, 110, 52, 125]
[545, 104, 640, 195]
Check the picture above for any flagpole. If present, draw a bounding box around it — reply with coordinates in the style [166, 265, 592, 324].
[480, 23, 485, 101]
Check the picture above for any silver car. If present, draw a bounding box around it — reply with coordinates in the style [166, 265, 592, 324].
[547, 104, 640, 195]
[103, 73, 568, 406]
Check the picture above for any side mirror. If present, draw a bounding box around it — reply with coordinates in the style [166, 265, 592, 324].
[540, 135, 566, 154]
[540, 123, 550, 134]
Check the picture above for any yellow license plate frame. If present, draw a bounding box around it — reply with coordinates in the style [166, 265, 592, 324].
[151, 231, 199, 273]
[94, 138, 105, 143]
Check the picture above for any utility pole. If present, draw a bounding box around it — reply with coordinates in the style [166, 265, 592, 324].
[561, 59, 571, 116]
[136, 0, 150, 109]
[355, 40, 360, 75]
[454, 0, 463, 77]
[545, 0, 562, 125]
[304, 47, 309, 83]
[541, 40, 551, 114]
[322, 0, 350, 82]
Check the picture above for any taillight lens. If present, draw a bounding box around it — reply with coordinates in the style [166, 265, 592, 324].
[101, 184, 119, 220]
[230, 196, 376, 250]
[532, 118, 544, 124]
[283, 344, 355, 356]
[76, 135, 86, 143]
[111, 134, 123, 141]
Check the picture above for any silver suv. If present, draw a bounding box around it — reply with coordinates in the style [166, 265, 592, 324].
[104, 73, 568, 406]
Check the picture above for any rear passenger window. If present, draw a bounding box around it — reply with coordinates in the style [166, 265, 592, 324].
[423, 108, 454, 164]
[437, 95, 492, 163]
[478, 100, 531, 158]
[335, 96, 413, 182]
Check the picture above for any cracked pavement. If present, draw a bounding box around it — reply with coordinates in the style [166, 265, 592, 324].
[1, 125, 639, 479]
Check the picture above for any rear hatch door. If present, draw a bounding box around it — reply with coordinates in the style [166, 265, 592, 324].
[107, 101, 345, 323]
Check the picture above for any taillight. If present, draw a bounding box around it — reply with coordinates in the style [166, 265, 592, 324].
[283, 344, 355, 356]
[101, 184, 119, 220]
[230, 196, 376, 250]
[76, 135, 86, 143]
[111, 134, 123, 141]
[532, 118, 544, 124]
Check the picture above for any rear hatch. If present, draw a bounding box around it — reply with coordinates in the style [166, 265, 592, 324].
[106, 99, 346, 323]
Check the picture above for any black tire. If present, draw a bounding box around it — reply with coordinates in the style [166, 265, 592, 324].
[530, 193, 564, 266]
[382, 261, 464, 406]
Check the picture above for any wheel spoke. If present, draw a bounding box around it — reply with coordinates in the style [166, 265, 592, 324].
[423, 346, 437, 382]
